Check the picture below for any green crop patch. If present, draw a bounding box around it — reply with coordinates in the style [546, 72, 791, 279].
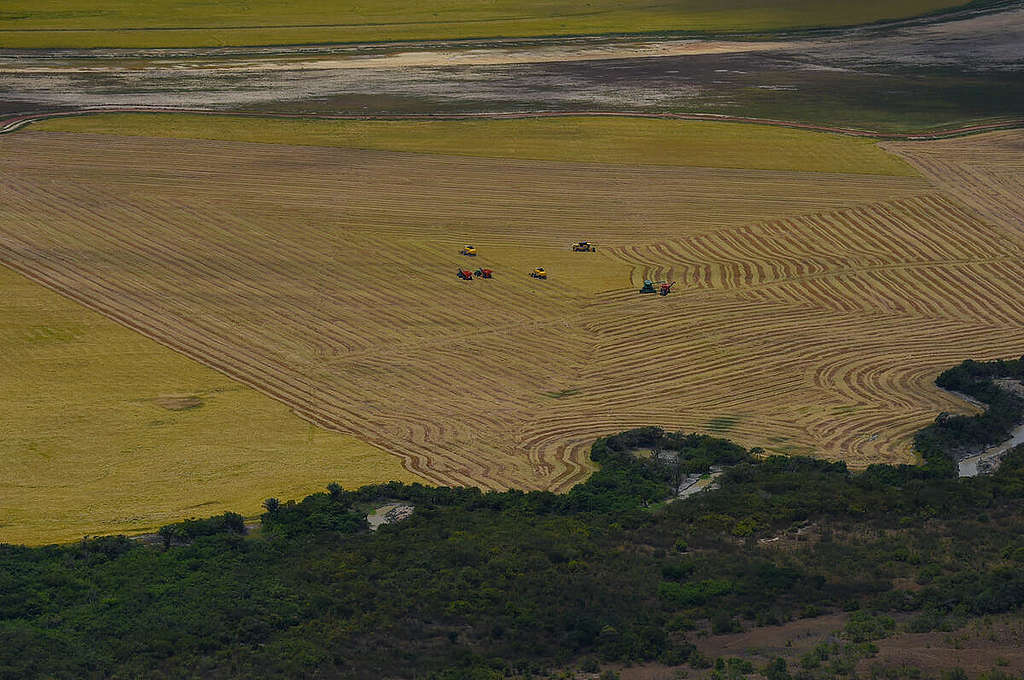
[0, 0, 968, 48]
[35, 113, 920, 176]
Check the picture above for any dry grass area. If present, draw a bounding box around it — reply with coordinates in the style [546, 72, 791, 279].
[0, 264, 422, 546]
[1, 128, 1023, 501]
[884, 130, 1024, 244]
[863, 615, 1024, 678]
[617, 613, 1024, 679]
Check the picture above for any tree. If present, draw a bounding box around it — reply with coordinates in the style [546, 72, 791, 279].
[263, 497, 280, 513]
[763, 657, 792, 680]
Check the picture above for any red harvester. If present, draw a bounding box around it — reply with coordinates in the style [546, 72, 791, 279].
[457, 268, 473, 280]
[659, 281, 676, 296]
[474, 268, 493, 279]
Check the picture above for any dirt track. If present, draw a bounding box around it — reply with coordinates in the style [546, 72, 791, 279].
[2, 130, 1023, 490]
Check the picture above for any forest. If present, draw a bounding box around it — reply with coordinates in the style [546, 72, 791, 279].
[914, 356, 1024, 474]
[2, 360, 1024, 679]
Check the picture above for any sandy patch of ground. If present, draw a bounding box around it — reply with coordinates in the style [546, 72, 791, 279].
[367, 503, 414, 530]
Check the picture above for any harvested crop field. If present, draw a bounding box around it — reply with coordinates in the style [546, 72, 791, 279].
[884, 130, 1024, 242]
[2, 127, 1023, 494]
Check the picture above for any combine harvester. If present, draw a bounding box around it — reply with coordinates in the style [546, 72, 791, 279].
[639, 279, 676, 295]
[473, 268, 493, 279]
[460, 245, 477, 256]
[457, 268, 474, 280]
[571, 241, 597, 252]
[529, 267, 548, 280]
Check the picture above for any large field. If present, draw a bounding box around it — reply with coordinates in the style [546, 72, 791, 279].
[0, 0, 966, 48]
[883, 130, 1024, 237]
[0, 262, 422, 546]
[33, 114, 919, 176]
[3, 119, 1023, 501]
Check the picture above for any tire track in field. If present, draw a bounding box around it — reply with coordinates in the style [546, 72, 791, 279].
[582, 189, 1024, 465]
[884, 130, 1024, 242]
[2, 130, 1023, 489]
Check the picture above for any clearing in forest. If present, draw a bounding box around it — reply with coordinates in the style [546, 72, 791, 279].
[3, 118, 1023, 507]
[0, 0, 967, 48]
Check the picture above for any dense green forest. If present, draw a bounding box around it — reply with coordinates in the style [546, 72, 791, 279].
[2, 361, 1024, 679]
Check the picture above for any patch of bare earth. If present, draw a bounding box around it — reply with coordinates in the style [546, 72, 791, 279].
[610, 614, 1024, 679]
[862, 616, 1024, 678]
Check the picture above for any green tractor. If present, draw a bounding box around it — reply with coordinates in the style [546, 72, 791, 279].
[639, 279, 665, 294]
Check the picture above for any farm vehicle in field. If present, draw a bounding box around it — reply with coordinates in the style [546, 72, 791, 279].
[457, 268, 474, 280]
[639, 279, 676, 295]
[530, 267, 548, 279]
[474, 268, 493, 279]
[571, 241, 597, 252]
[461, 245, 477, 256]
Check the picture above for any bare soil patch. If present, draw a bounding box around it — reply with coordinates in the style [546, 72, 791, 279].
[864, 617, 1024, 677]
[615, 613, 1024, 679]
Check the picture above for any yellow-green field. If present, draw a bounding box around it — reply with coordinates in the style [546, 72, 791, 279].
[0, 0, 965, 48]
[34, 114, 918, 176]
[0, 265, 423, 546]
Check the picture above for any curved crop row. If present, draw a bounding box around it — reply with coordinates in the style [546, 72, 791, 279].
[1, 130, 1022, 493]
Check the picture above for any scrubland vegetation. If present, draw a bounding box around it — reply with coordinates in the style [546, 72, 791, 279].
[915, 357, 1024, 474]
[0, 265, 421, 546]
[3, 410, 1023, 678]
